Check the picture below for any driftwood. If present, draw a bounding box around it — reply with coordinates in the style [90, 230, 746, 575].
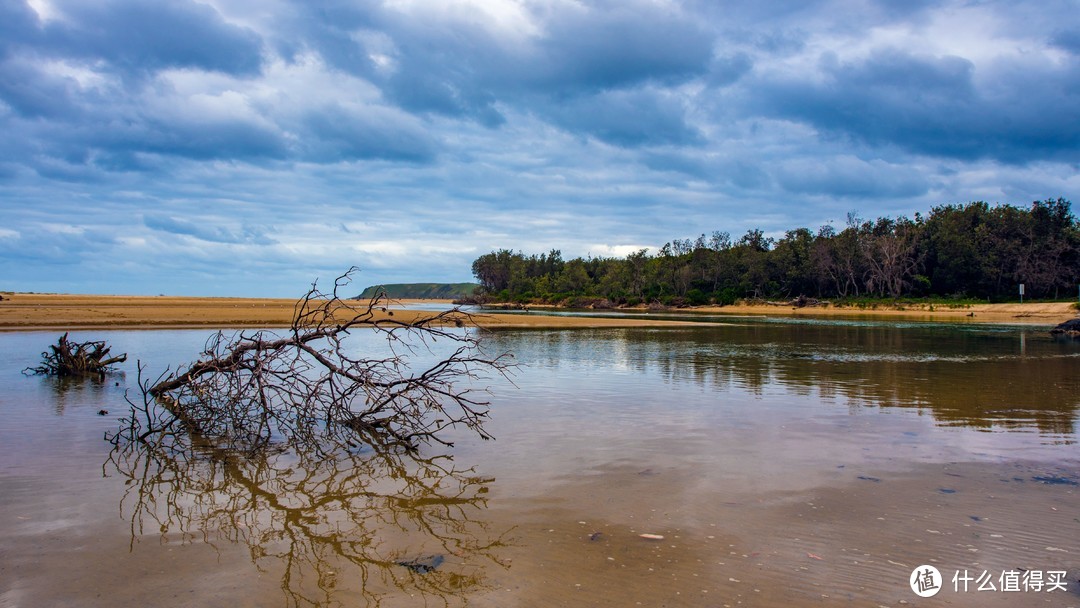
[109, 268, 513, 454]
[790, 295, 824, 308]
[25, 333, 127, 377]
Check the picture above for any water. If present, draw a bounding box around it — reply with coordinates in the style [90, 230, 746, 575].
[1, 323, 1078, 606]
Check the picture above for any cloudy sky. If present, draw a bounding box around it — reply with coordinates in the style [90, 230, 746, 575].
[1, 0, 1077, 296]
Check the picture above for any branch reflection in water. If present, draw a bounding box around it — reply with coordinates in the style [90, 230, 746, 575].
[105, 432, 512, 607]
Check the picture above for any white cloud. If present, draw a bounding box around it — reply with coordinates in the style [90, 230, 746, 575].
[383, 0, 543, 40]
[26, 0, 61, 22]
[587, 244, 654, 258]
[38, 59, 115, 91]
[41, 223, 86, 235]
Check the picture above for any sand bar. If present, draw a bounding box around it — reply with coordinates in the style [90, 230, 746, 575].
[0, 294, 709, 330]
[0, 293, 1075, 330]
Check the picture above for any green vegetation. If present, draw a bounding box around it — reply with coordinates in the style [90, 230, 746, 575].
[357, 283, 480, 300]
[471, 199, 1079, 307]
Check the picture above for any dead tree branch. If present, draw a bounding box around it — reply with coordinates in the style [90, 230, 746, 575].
[109, 267, 513, 454]
[25, 332, 127, 377]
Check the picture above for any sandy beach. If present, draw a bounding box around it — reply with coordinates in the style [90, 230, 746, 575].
[691, 300, 1078, 324]
[0, 292, 1075, 330]
[0, 293, 710, 330]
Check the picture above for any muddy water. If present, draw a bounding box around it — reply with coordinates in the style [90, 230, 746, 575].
[1, 322, 1078, 607]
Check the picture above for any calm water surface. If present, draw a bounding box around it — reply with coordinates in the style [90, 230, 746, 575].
[1, 320, 1078, 607]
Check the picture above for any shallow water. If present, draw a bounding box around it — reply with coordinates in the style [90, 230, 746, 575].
[1, 322, 1078, 607]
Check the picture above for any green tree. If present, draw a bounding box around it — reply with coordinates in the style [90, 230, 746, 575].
[471, 249, 521, 293]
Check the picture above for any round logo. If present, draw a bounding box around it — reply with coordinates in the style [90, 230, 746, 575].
[910, 565, 942, 597]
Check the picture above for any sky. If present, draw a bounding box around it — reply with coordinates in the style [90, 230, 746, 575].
[1, 0, 1077, 296]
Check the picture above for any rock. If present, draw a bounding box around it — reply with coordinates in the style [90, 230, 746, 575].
[396, 554, 444, 574]
[1050, 318, 1080, 337]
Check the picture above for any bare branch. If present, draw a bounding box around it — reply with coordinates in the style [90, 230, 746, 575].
[24, 332, 128, 378]
[109, 267, 514, 454]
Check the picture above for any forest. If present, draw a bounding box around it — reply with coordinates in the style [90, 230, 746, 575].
[470, 199, 1079, 307]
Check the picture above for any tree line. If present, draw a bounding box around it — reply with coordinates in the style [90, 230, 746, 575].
[470, 199, 1079, 306]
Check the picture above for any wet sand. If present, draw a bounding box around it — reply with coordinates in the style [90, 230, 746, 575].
[0, 293, 1075, 329]
[3, 453, 1075, 607]
[470, 459, 1080, 607]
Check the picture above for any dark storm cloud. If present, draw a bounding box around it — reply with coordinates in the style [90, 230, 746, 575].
[0, 0, 278, 172]
[0, 55, 84, 118]
[531, 3, 714, 91]
[757, 48, 1080, 163]
[543, 87, 702, 147]
[301, 105, 436, 162]
[0, 0, 40, 50]
[273, 1, 382, 76]
[384, 68, 506, 128]
[2, 99, 289, 175]
[43, 0, 264, 77]
[515, 3, 715, 145]
[133, 118, 289, 162]
[292, 0, 714, 136]
[278, 2, 509, 124]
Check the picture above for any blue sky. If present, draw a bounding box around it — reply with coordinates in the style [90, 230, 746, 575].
[1, 0, 1077, 296]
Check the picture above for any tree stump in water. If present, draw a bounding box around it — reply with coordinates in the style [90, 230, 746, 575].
[25, 333, 127, 377]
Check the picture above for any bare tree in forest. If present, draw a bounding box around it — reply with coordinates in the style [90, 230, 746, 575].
[861, 219, 922, 298]
[109, 268, 513, 455]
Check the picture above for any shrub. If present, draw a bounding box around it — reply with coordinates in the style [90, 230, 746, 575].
[686, 288, 709, 306]
[715, 288, 739, 306]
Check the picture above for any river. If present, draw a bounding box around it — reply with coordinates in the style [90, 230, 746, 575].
[1, 320, 1077, 606]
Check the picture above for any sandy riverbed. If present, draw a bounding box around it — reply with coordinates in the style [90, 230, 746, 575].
[0, 293, 1075, 329]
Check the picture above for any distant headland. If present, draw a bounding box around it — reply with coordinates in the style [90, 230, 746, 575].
[356, 283, 479, 300]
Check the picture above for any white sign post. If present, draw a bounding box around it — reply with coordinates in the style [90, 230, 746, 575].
[1019, 283, 1025, 304]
